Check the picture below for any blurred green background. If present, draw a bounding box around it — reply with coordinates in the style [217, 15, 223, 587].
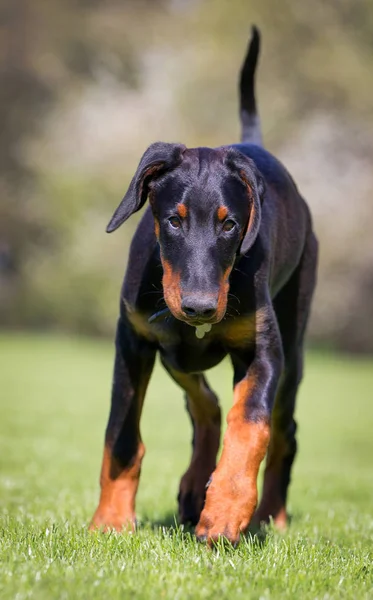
[1, 0, 373, 352]
[1, 4, 373, 597]
[0, 335, 372, 598]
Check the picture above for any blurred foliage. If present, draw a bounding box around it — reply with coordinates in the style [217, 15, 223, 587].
[1, 0, 373, 350]
[0, 0, 164, 333]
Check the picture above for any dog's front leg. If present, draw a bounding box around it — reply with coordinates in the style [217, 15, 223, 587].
[90, 316, 156, 532]
[195, 305, 283, 546]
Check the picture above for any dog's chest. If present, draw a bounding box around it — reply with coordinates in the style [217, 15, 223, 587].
[214, 314, 257, 347]
[160, 316, 257, 372]
[127, 309, 257, 372]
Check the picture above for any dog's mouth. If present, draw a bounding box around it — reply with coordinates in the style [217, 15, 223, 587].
[181, 315, 217, 327]
[148, 307, 223, 328]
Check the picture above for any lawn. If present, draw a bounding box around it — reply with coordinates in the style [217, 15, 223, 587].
[0, 333, 372, 599]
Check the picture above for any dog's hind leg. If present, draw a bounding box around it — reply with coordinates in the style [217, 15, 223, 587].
[254, 230, 318, 529]
[90, 316, 156, 532]
[161, 360, 221, 526]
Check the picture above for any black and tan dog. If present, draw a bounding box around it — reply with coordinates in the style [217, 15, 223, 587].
[90, 27, 318, 545]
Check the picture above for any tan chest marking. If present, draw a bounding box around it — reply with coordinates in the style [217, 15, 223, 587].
[217, 314, 256, 347]
[126, 309, 156, 341]
[216, 308, 268, 348]
[125, 304, 179, 345]
[125, 301, 268, 349]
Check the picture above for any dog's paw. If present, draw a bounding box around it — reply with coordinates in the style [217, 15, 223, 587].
[195, 509, 245, 546]
[89, 507, 136, 533]
[195, 473, 256, 546]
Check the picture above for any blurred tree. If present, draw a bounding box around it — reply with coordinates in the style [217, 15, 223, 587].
[1, 0, 372, 349]
[0, 0, 164, 329]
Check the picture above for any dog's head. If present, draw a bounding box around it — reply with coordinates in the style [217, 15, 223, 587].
[107, 143, 264, 326]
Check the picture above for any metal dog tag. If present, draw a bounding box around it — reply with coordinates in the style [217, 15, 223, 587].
[195, 324, 212, 339]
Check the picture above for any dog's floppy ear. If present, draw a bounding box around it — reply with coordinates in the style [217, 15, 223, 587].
[106, 142, 186, 233]
[225, 148, 265, 255]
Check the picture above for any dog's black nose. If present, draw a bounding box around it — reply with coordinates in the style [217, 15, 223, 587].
[181, 297, 217, 320]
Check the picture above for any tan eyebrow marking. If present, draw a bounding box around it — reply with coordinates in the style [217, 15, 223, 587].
[177, 203, 188, 218]
[154, 217, 160, 239]
[217, 206, 228, 221]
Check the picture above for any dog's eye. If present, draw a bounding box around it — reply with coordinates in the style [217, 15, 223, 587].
[222, 219, 236, 232]
[168, 216, 181, 229]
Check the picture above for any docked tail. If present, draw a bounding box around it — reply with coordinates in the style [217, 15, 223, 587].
[239, 26, 263, 146]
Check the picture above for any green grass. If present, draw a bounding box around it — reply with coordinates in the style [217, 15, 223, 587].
[0, 334, 372, 599]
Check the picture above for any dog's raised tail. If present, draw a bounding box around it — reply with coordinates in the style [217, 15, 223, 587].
[239, 26, 263, 146]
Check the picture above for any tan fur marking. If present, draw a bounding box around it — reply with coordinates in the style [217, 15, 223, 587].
[177, 203, 188, 218]
[139, 164, 163, 204]
[126, 309, 156, 341]
[218, 307, 269, 347]
[162, 259, 182, 317]
[220, 314, 256, 347]
[89, 442, 145, 532]
[217, 205, 228, 221]
[195, 374, 270, 544]
[90, 359, 153, 532]
[154, 217, 160, 239]
[173, 372, 220, 424]
[216, 265, 232, 321]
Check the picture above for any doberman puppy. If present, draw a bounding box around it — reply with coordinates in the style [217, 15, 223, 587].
[90, 27, 318, 545]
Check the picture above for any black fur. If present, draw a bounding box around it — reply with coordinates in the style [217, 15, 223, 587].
[90, 27, 318, 545]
